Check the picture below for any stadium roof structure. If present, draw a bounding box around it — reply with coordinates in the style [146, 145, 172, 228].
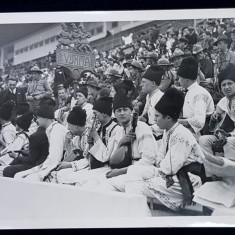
[0, 23, 54, 46]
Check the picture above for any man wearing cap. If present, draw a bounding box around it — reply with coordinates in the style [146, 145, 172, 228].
[86, 76, 100, 105]
[56, 97, 121, 185]
[177, 37, 190, 54]
[177, 57, 214, 140]
[81, 90, 157, 192]
[57, 90, 156, 190]
[139, 65, 165, 138]
[107, 68, 123, 85]
[51, 106, 94, 183]
[14, 104, 68, 182]
[214, 34, 235, 77]
[122, 59, 133, 80]
[26, 65, 53, 113]
[193, 44, 213, 79]
[125, 88, 204, 211]
[201, 31, 216, 51]
[157, 57, 176, 92]
[170, 48, 186, 68]
[199, 64, 235, 165]
[129, 60, 144, 92]
[142, 52, 158, 69]
[217, 23, 228, 37]
[194, 64, 235, 211]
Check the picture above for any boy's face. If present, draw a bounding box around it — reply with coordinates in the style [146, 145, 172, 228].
[114, 107, 132, 126]
[58, 89, 67, 100]
[93, 110, 104, 123]
[221, 79, 235, 99]
[67, 123, 83, 136]
[8, 80, 17, 91]
[141, 78, 155, 94]
[76, 92, 87, 106]
[154, 110, 169, 130]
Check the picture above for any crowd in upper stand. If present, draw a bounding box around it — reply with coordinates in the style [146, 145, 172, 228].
[1, 18, 235, 216]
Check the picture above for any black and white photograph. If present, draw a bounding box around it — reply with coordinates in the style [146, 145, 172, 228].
[0, 9, 235, 228]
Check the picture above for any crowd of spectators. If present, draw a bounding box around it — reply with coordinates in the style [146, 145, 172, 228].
[1, 17, 235, 216]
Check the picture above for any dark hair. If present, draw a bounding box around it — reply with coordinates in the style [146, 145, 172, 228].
[219, 23, 227, 31]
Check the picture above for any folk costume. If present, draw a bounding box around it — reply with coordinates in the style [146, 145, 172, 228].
[71, 92, 157, 191]
[57, 97, 121, 184]
[2, 127, 49, 178]
[178, 57, 214, 139]
[125, 88, 204, 211]
[14, 105, 67, 181]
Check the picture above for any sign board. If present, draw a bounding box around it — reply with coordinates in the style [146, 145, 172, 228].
[122, 45, 135, 55]
[56, 48, 95, 71]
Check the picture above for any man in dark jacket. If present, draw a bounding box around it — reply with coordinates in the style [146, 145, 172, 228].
[0, 77, 27, 123]
[2, 127, 49, 178]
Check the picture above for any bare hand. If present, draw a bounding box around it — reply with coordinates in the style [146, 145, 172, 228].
[56, 162, 72, 171]
[89, 128, 99, 141]
[106, 169, 122, 178]
[8, 151, 18, 159]
[211, 111, 220, 121]
[27, 96, 34, 101]
[118, 131, 136, 147]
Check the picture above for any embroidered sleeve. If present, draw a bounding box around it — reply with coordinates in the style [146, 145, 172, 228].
[186, 93, 210, 133]
[89, 126, 120, 163]
[160, 134, 192, 175]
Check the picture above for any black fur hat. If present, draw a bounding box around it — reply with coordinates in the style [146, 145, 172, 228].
[16, 112, 33, 130]
[93, 97, 113, 116]
[218, 63, 235, 88]
[155, 87, 184, 120]
[177, 57, 198, 80]
[67, 106, 87, 127]
[113, 90, 133, 112]
[142, 64, 165, 85]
